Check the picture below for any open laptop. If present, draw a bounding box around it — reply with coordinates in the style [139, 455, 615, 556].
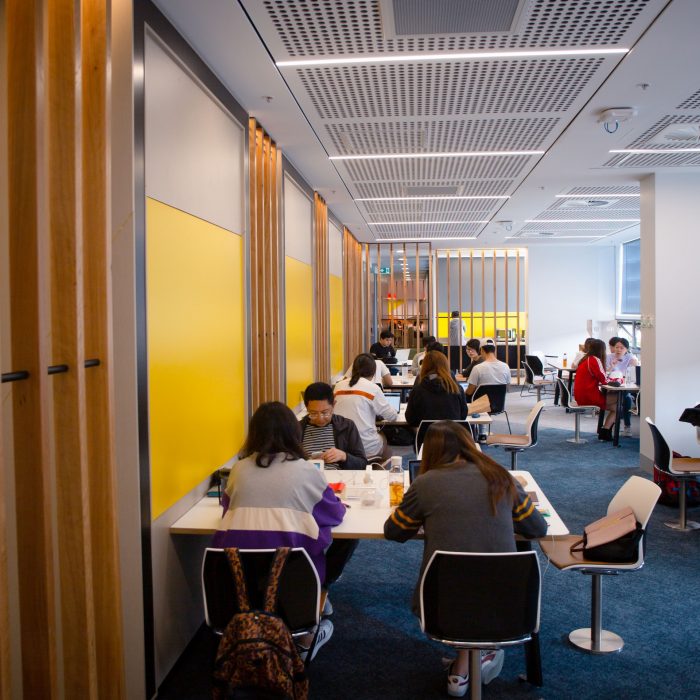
[395, 348, 410, 362]
[408, 460, 421, 484]
[384, 393, 401, 412]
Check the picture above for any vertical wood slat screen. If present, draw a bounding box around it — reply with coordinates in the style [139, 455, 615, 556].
[343, 228, 364, 365]
[313, 194, 330, 381]
[1, 0, 125, 696]
[249, 118, 281, 408]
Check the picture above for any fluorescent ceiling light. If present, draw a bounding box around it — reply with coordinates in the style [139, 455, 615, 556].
[332, 151, 542, 161]
[505, 235, 606, 239]
[369, 221, 490, 225]
[376, 237, 477, 242]
[277, 48, 628, 68]
[355, 195, 509, 201]
[525, 218, 639, 223]
[610, 148, 700, 154]
[555, 193, 640, 198]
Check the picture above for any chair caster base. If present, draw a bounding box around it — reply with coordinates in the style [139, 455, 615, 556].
[566, 437, 587, 444]
[664, 520, 700, 531]
[568, 628, 623, 654]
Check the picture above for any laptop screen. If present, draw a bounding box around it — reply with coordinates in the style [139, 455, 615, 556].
[395, 348, 410, 362]
[384, 393, 401, 412]
[407, 460, 421, 484]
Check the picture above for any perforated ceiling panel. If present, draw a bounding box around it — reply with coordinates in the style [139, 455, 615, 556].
[325, 117, 560, 155]
[370, 222, 486, 239]
[604, 152, 700, 168]
[677, 89, 700, 111]
[565, 185, 640, 196]
[627, 114, 700, 148]
[240, 0, 665, 241]
[261, 0, 651, 57]
[299, 59, 603, 121]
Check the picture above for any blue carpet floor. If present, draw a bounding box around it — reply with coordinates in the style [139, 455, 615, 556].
[158, 428, 700, 699]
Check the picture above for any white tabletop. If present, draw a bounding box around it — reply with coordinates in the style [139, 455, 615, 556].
[170, 469, 568, 539]
[548, 362, 576, 372]
[601, 383, 640, 392]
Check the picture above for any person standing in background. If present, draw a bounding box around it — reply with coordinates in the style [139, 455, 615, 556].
[448, 311, 467, 372]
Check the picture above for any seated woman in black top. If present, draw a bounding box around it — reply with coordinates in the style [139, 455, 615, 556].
[462, 338, 484, 379]
[405, 350, 467, 427]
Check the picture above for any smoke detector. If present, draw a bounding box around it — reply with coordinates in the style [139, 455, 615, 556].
[648, 123, 700, 145]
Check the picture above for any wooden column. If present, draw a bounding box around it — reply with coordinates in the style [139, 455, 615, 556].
[313, 194, 330, 381]
[249, 119, 282, 407]
[343, 228, 363, 363]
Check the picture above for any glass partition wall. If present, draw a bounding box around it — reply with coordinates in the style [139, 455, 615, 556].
[364, 243, 432, 351]
[434, 249, 527, 377]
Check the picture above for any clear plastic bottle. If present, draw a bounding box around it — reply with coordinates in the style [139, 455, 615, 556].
[562, 352, 568, 368]
[388, 456, 404, 507]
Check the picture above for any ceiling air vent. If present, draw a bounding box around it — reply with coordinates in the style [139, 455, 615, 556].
[379, 0, 527, 38]
[647, 123, 700, 146]
[404, 186, 461, 197]
[559, 198, 618, 209]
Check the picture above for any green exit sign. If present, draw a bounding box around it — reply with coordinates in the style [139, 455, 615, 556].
[379, 266, 391, 274]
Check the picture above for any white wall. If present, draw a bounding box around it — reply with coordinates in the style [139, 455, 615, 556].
[527, 246, 616, 359]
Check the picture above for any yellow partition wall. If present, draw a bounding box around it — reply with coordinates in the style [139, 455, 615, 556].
[329, 274, 344, 376]
[437, 313, 528, 340]
[286, 256, 314, 407]
[146, 198, 245, 519]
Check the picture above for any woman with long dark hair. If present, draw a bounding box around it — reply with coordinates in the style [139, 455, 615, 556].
[384, 421, 546, 697]
[213, 402, 346, 656]
[573, 338, 618, 441]
[334, 353, 398, 460]
[404, 350, 467, 427]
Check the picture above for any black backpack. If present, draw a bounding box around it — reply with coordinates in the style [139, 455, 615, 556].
[212, 548, 309, 700]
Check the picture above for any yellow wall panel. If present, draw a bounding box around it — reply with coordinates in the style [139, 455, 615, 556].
[437, 313, 528, 341]
[329, 274, 344, 377]
[285, 257, 314, 407]
[147, 198, 245, 519]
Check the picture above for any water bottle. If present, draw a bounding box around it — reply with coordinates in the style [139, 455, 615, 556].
[388, 456, 404, 507]
[562, 353, 568, 368]
[626, 365, 635, 386]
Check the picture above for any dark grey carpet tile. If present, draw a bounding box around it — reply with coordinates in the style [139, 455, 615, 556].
[158, 428, 700, 700]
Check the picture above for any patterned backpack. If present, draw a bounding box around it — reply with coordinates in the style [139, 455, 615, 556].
[212, 548, 309, 700]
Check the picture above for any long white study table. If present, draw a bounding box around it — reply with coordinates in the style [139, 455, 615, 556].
[170, 468, 568, 539]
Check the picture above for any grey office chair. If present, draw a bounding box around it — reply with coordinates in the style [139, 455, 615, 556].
[557, 378, 600, 444]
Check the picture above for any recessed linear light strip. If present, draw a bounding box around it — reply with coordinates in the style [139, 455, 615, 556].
[610, 148, 700, 154]
[376, 237, 478, 242]
[555, 193, 639, 198]
[526, 218, 639, 223]
[505, 235, 606, 239]
[277, 47, 628, 68]
[368, 220, 490, 225]
[356, 195, 510, 201]
[331, 150, 542, 161]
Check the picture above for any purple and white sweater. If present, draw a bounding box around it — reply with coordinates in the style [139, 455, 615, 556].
[212, 453, 346, 582]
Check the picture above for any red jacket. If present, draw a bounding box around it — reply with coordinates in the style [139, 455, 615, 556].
[573, 355, 607, 409]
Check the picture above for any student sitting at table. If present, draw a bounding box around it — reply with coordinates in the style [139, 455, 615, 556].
[573, 338, 618, 441]
[462, 338, 484, 379]
[213, 401, 346, 658]
[571, 337, 595, 369]
[465, 343, 511, 397]
[300, 382, 367, 470]
[606, 337, 638, 436]
[334, 354, 398, 461]
[369, 329, 398, 364]
[384, 421, 547, 697]
[405, 351, 467, 427]
[342, 356, 393, 388]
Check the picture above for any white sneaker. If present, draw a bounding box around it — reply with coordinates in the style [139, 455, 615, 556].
[622, 425, 633, 437]
[446, 650, 504, 697]
[299, 619, 333, 663]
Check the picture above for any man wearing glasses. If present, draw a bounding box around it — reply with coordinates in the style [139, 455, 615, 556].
[300, 382, 367, 470]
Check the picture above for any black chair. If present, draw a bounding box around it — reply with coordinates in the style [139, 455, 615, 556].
[420, 551, 541, 700]
[646, 418, 700, 530]
[472, 384, 511, 433]
[202, 548, 320, 638]
[415, 419, 473, 455]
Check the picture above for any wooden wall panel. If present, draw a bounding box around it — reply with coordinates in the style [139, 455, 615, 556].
[249, 119, 282, 407]
[2, 0, 125, 695]
[49, 0, 98, 696]
[343, 228, 364, 364]
[6, 1, 58, 696]
[314, 194, 330, 381]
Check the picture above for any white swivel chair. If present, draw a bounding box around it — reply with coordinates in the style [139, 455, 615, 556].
[485, 401, 544, 470]
[539, 476, 661, 654]
[556, 378, 600, 444]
